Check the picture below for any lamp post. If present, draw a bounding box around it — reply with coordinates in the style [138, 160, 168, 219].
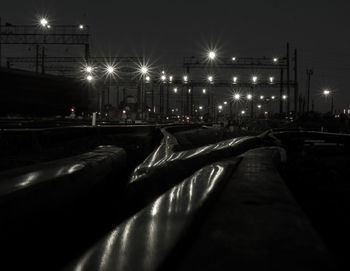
[323, 89, 334, 115]
[140, 66, 148, 121]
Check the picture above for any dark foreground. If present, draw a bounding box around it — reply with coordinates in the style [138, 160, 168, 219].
[0, 124, 349, 270]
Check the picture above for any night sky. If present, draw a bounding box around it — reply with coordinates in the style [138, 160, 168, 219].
[2, 0, 350, 112]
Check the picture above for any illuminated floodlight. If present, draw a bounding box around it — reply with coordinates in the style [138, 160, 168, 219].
[241, 110, 246, 115]
[85, 66, 93, 73]
[140, 66, 148, 75]
[218, 105, 223, 110]
[323, 89, 330, 96]
[202, 88, 206, 94]
[269, 76, 274, 83]
[252, 76, 258, 84]
[183, 75, 188, 83]
[208, 51, 216, 60]
[86, 75, 93, 81]
[234, 93, 240, 101]
[232, 57, 237, 61]
[282, 95, 287, 100]
[233, 76, 238, 84]
[247, 94, 253, 100]
[260, 95, 264, 100]
[257, 104, 262, 109]
[106, 65, 115, 74]
[40, 18, 49, 27]
[273, 57, 278, 63]
[174, 88, 178, 93]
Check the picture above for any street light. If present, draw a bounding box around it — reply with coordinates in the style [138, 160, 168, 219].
[269, 76, 274, 83]
[234, 94, 240, 101]
[260, 95, 264, 100]
[86, 75, 93, 81]
[40, 18, 49, 27]
[233, 76, 238, 84]
[169, 76, 173, 83]
[161, 74, 166, 82]
[145, 76, 151, 82]
[199, 106, 203, 110]
[79, 24, 84, 30]
[183, 75, 188, 83]
[106, 65, 115, 75]
[323, 89, 334, 114]
[85, 65, 94, 73]
[208, 75, 214, 83]
[257, 104, 262, 109]
[218, 105, 223, 110]
[247, 94, 253, 100]
[273, 57, 278, 63]
[241, 110, 246, 115]
[272, 96, 276, 100]
[174, 88, 178, 93]
[224, 101, 227, 105]
[208, 51, 216, 60]
[252, 76, 258, 84]
[202, 88, 206, 94]
[232, 57, 237, 61]
[140, 66, 148, 75]
[282, 95, 287, 100]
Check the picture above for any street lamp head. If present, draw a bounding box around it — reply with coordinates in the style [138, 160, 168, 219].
[234, 93, 240, 101]
[208, 51, 216, 60]
[161, 75, 166, 82]
[232, 57, 237, 61]
[40, 18, 49, 27]
[247, 94, 253, 100]
[208, 75, 214, 82]
[252, 76, 258, 84]
[241, 110, 246, 115]
[323, 89, 331, 96]
[218, 105, 223, 110]
[273, 57, 278, 63]
[199, 106, 203, 110]
[257, 104, 262, 109]
[86, 75, 93, 82]
[85, 66, 93, 73]
[269, 76, 274, 83]
[169, 76, 173, 82]
[174, 88, 177, 93]
[145, 76, 151, 82]
[224, 101, 227, 105]
[47, 25, 51, 29]
[233, 76, 238, 84]
[106, 65, 115, 74]
[282, 95, 287, 100]
[183, 75, 188, 83]
[79, 24, 84, 29]
[140, 66, 148, 75]
[202, 88, 206, 94]
[272, 96, 276, 100]
[260, 95, 264, 100]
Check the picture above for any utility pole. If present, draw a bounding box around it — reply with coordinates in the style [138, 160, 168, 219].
[286, 43, 290, 115]
[279, 68, 284, 114]
[0, 17, 2, 68]
[306, 69, 314, 112]
[294, 49, 298, 116]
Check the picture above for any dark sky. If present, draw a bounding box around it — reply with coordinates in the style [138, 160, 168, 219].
[2, 0, 350, 112]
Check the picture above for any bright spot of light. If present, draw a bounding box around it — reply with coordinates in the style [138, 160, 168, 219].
[234, 93, 240, 100]
[208, 51, 216, 60]
[86, 75, 93, 81]
[40, 18, 48, 27]
[247, 94, 253, 100]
